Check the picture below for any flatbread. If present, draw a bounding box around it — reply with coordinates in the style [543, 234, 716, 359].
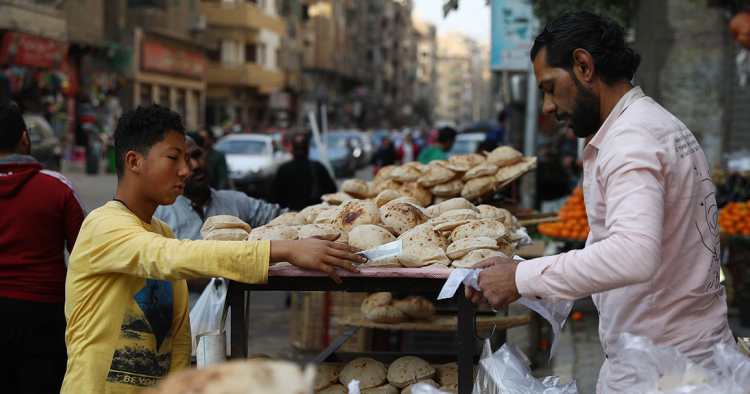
[439, 208, 483, 221]
[267, 212, 308, 226]
[417, 165, 456, 187]
[314, 365, 340, 391]
[299, 203, 333, 223]
[339, 358, 388, 390]
[342, 179, 371, 199]
[374, 165, 397, 185]
[348, 225, 396, 250]
[202, 228, 249, 241]
[333, 199, 381, 232]
[422, 262, 451, 269]
[318, 384, 348, 394]
[394, 296, 435, 320]
[476, 204, 508, 222]
[200, 215, 252, 238]
[398, 224, 449, 251]
[429, 180, 464, 197]
[446, 236, 499, 260]
[425, 197, 478, 218]
[486, 146, 523, 167]
[386, 356, 436, 388]
[396, 246, 450, 268]
[248, 225, 298, 241]
[361, 383, 399, 394]
[374, 190, 402, 207]
[444, 155, 474, 172]
[380, 202, 429, 235]
[434, 362, 458, 386]
[400, 379, 439, 394]
[462, 163, 499, 181]
[451, 249, 507, 268]
[398, 182, 433, 207]
[364, 305, 405, 324]
[433, 219, 472, 232]
[390, 165, 422, 182]
[495, 161, 527, 183]
[461, 176, 497, 201]
[297, 224, 348, 244]
[375, 179, 403, 193]
[361, 292, 392, 314]
[322, 192, 354, 205]
[315, 208, 341, 224]
[439, 384, 458, 394]
[451, 219, 509, 243]
[361, 256, 403, 268]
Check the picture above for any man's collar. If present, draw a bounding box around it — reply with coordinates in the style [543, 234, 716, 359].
[588, 86, 645, 150]
[0, 154, 37, 164]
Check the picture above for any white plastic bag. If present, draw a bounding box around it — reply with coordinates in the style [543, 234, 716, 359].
[189, 278, 231, 356]
[472, 339, 578, 394]
[411, 382, 451, 394]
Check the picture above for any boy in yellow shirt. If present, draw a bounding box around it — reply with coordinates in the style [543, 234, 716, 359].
[62, 104, 364, 393]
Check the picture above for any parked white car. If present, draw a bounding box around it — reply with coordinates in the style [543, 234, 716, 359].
[214, 133, 292, 197]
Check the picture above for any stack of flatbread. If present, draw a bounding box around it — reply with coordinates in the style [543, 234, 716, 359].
[360, 293, 435, 324]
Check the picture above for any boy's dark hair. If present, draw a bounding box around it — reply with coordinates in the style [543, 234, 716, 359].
[437, 127, 457, 144]
[200, 127, 217, 141]
[186, 132, 205, 148]
[530, 11, 641, 85]
[0, 102, 28, 153]
[114, 103, 186, 178]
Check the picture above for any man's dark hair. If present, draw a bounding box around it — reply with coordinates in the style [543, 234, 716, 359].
[114, 103, 186, 178]
[291, 133, 310, 157]
[437, 127, 457, 144]
[477, 139, 498, 153]
[200, 127, 217, 142]
[187, 132, 205, 148]
[530, 11, 641, 85]
[497, 110, 506, 124]
[0, 102, 28, 153]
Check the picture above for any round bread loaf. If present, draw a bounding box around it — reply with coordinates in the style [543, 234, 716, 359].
[461, 176, 496, 201]
[342, 179, 371, 199]
[396, 247, 450, 268]
[398, 224, 449, 251]
[398, 182, 432, 207]
[495, 161, 527, 183]
[334, 200, 381, 233]
[386, 356, 436, 388]
[318, 384, 348, 394]
[451, 249, 507, 269]
[431, 196, 450, 206]
[268, 212, 309, 226]
[200, 215, 252, 238]
[375, 179, 403, 193]
[361, 383, 399, 394]
[390, 165, 422, 182]
[400, 379, 439, 394]
[394, 296, 435, 320]
[430, 180, 464, 198]
[389, 196, 422, 206]
[202, 228, 249, 241]
[427, 216, 448, 227]
[299, 203, 332, 223]
[445, 155, 474, 172]
[330, 363, 347, 374]
[446, 236, 500, 260]
[248, 225, 298, 241]
[434, 362, 458, 386]
[348, 225, 396, 250]
[322, 192, 354, 205]
[374, 165, 397, 185]
[487, 146, 523, 167]
[463, 163, 499, 181]
[417, 165, 455, 187]
[439, 384, 459, 394]
[425, 198, 478, 217]
[467, 153, 486, 166]
[374, 190, 402, 207]
[433, 220, 472, 232]
[339, 358, 388, 390]
[315, 208, 341, 224]
[314, 365, 340, 391]
[476, 204, 507, 222]
[364, 305, 405, 324]
[498, 240, 516, 258]
[451, 220, 509, 243]
[297, 224, 348, 244]
[380, 202, 429, 235]
[439, 209, 483, 222]
[361, 292, 392, 314]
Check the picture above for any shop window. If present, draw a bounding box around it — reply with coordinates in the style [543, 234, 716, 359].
[159, 86, 170, 106]
[140, 84, 153, 105]
[207, 48, 220, 62]
[176, 89, 186, 120]
[245, 44, 257, 63]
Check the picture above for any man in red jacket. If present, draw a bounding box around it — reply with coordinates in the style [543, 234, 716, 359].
[0, 102, 85, 394]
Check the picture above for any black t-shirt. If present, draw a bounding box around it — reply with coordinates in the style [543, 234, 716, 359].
[268, 158, 337, 210]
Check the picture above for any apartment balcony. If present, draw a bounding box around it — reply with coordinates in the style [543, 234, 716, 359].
[200, 1, 284, 36]
[207, 62, 284, 94]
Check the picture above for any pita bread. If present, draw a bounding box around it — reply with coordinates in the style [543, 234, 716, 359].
[487, 146, 523, 167]
[451, 219, 509, 243]
[314, 365, 340, 391]
[364, 305, 405, 324]
[403, 161, 426, 171]
[361, 292, 392, 314]
[141, 359, 314, 394]
[380, 202, 429, 235]
[315, 208, 341, 224]
[339, 358, 388, 390]
[417, 165, 456, 187]
[200, 215, 252, 238]
[462, 163, 499, 181]
[390, 165, 422, 182]
[445, 155, 474, 172]
[348, 225, 396, 250]
[246, 353, 273, 361]
[468, 153, 486, 167]
[297, 224, 348, 244]
[433, 219, 472, 232]
[342, 179, 371, 199]
[361, 256, 403, 268]
[446, 236, 499, 259]
[322, 192, 354, 205]
[451, 249, 507, 268]
[374, 165, 397, 184]
[318, 384, 348, 394]
[202, 228, 249, 241]
[439, 385, 458, 394]
[398, 182, 433, 207]
[330, 364, 347, 374]
[361, 384, 399, 394]
[299, 203, 332, 223]
[495, 161, 527, 183]
[374, 190, 402, 207]
[387, 356, 436, 388]
[439, 208, 483, 222]
[396, 246, 450, 268]
[476, 204, 508, 222]
[400, 379, 439, 394]
[434, 362, 458, 386]
[268, 212, 309, 226]
[430, 180, 464, 197]
[425, 197, 479, 217]
[398, 224, 449, 251]
[461, 175, 497, 201]
[498, 240, 516, 258]
[394, 296, 435, 320]
[426, 216, 449, 227]
[388, 196, 422, 207]
[431, 196, 450, 206]
[375, 179, 403, 193]
[248, 225, 298, 241]
[422, 262, 451, 269]
[333, 200, 381, 232]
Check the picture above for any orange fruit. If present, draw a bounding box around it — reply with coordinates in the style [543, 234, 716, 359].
[539, 339, 550, 349]
[571, 311, 583, 321]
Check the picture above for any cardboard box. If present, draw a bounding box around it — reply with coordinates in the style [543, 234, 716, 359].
[517, 239, 546, 259]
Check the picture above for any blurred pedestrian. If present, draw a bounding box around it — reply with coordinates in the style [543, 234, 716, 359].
[0, 102, 86, 393]
[372, 136, 396, 172]
[477, 139, 498, 153]
[417, 127, 456, 164]
[396, 133, 420, 164]
[486, 110, 507, 145]
[197, 127, 229, 190]
[268, 133, 337, 210]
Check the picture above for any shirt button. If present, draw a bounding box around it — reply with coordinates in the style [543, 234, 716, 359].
[535, 296, 542, 300]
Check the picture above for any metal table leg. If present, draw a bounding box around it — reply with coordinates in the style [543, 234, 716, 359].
[457, 284, 474, 394]
[312, 326, 360, 365]
[229, 281, 245, 359]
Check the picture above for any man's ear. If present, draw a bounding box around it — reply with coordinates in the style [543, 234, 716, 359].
[17, 130, 30, 155]
[124, 151, 142, 174]
[572, 48, 596, 83]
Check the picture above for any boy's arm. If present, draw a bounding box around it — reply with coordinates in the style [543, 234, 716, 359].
[169, 280, 192, 373]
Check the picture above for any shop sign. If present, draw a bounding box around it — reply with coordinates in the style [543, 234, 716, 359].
[141, 42, 206, 79]
[490, 0, 536, 71]
[0, 31, 69, 69]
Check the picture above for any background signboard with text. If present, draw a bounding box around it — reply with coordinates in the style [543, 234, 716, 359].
[490, 0, 536, 71]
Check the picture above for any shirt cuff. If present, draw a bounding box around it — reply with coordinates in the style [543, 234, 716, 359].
[515, 257, 554, 301]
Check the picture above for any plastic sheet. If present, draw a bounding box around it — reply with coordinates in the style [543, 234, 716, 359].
[412, 382, 451, 394]
[472, 339, 578, 394]
[189, 278, 230, 356]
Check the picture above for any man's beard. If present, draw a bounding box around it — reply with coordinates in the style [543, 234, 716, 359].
[557, 77, 601, 138]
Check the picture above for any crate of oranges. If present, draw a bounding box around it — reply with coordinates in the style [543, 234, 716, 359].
[718, 201, 750, 236]
[537, 187, 590, 241]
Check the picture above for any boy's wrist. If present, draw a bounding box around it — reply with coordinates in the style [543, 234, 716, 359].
[269, 240, 292, 264]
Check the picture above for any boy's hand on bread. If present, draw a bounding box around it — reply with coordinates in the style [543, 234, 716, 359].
[270, 234, 365, 284]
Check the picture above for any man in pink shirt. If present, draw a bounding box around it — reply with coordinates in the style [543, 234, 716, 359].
[466, 11, 734, 392]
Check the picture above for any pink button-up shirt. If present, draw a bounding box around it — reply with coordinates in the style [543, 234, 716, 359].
[516, 87, 733, 391]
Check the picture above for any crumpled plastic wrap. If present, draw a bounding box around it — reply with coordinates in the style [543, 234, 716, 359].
[604, 333, 750, 394]
[438, 268, 573, 362]
[472, 339, 578, 394]
[412, 382, 451, 394]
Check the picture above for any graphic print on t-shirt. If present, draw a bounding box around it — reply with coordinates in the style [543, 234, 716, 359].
[106, 280, 174, 387]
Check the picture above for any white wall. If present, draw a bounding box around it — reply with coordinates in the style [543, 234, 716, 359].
[258, 28, 280, 70]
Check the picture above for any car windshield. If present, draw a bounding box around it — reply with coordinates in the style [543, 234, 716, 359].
[327, 135, 350, 149]
[215, 139, 268, 155]
[449, 139, 479, 155]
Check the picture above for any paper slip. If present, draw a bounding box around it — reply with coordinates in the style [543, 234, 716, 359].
[354, 239, 402, 265]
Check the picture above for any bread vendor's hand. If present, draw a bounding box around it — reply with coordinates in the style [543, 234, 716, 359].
[270, 234, 365, 284]
[465, 256, 520, 304]
[476, 263, 521, 311]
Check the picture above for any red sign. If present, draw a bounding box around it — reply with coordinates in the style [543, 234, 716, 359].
[0, 31, 69, 69]
[141, 42, 206, 79]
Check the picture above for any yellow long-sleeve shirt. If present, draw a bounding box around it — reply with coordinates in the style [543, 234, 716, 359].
[62, 201, 269, 393]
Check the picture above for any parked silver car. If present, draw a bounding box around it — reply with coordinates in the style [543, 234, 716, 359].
[23, 115, 61, 171]
[214, 133, 292, 197]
